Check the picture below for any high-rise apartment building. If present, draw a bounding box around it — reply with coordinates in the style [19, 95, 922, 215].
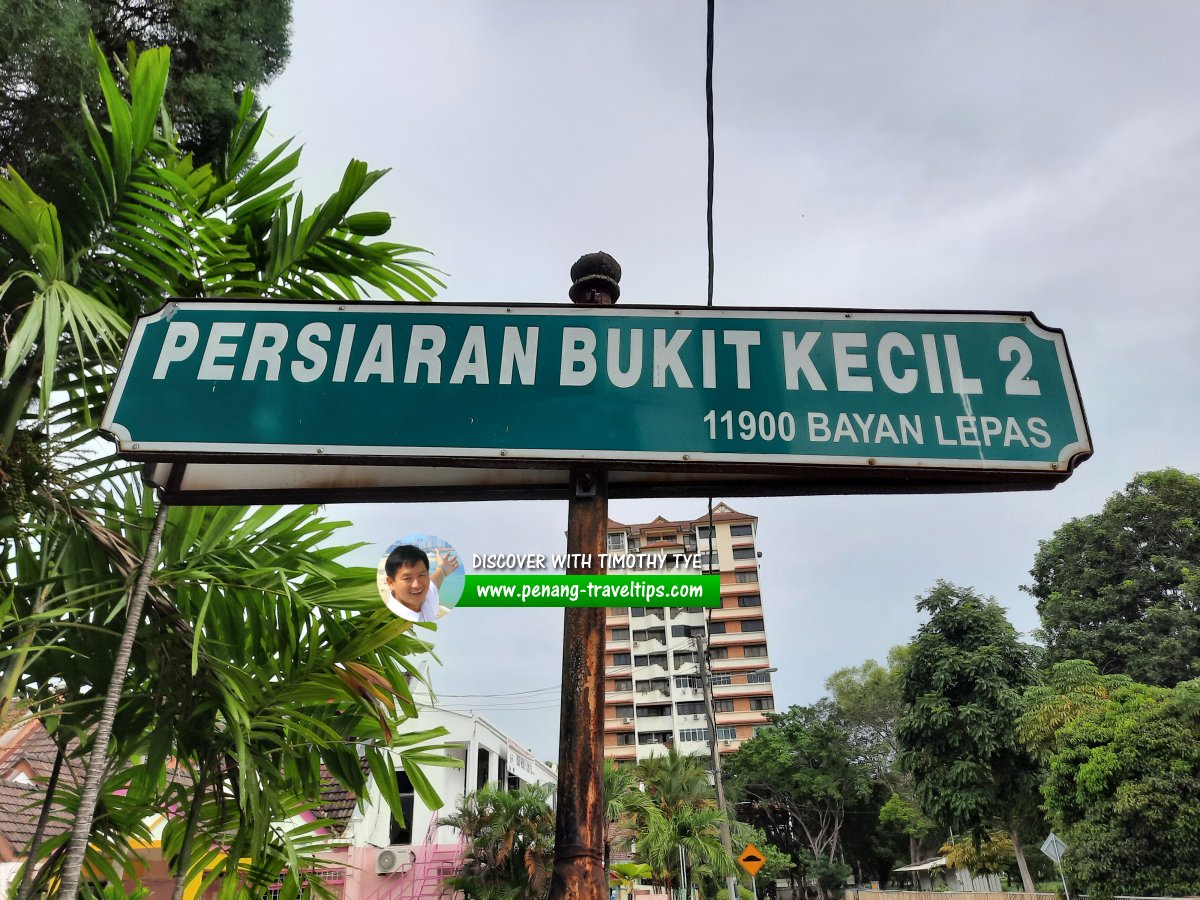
[602, 503, 776, 764]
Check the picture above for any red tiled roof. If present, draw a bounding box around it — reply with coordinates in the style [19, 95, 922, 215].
[0, 779, 65, 855]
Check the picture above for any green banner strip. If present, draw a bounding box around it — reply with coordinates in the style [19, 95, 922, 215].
[457, 574, 720, 608]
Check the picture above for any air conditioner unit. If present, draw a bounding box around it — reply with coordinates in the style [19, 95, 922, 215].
[721, 739, 733, 746]
[623, 717, 633, 724]
[376, 846, 415, 875]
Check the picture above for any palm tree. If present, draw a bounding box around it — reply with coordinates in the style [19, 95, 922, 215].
[443, 782, 556, 900]
[639, 804, 736, 900]
[631, 750, 735, 898]
[2, 37, 451, 899]
[636, 748, 713, 817]
[603, 760, 653, 870]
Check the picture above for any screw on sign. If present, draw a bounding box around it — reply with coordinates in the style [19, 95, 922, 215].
[738, 845, 766, 877]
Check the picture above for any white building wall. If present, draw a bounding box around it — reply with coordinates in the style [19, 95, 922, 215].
[343, 706, 556, 851]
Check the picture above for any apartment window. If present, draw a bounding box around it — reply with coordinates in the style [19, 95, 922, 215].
[710, 647, 730, 660]
[615, 705, 634, 718]
[710, 674, 732, 686]
[611, 627, 630, 640]
[747, 670, 772, 684]
[388, 770, 416, 844]
[743, 644, 768, 658]
[616, 733, 636, 745]
[698, 551, 718, 567]
[608, 533, 627, 551]
[678, 728, 710, 742]
[637, 704, 670, 717]
[635, 653, 667, 668]
[716, 726, 738, 741]
[646, 532, 674, 544]
[670, 624, 691, 637]
[753, 724, 773, 736]
[696, 525, 714, 540]
[708, 622, 726, 635]
[749, 697, 775, 711]
[737, 594, 762, 608]
[612, 678, 633, 691]
[638, 731, 673, 745]
[735, 571, 758, 583]
[713, 699, 735, 713]
[675, 675, 701, 689]
[631, 607, 647, 618]
[730, 524, 753, 537]
[612, 652, 631, 666]
[740, 619, 765, 633]
[637, 678, 669, 693]
[676, 701, 706, 715]
[633, 628, 665, 642]
[732, 547, 756, 560]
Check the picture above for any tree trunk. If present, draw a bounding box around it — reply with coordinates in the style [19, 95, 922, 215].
[169, 762, 210, 900]
[1010, 822, 1036, 893]
[15, 742, 64, 900]
[56, 499, 169, 900]
[909, 834, 918, 865]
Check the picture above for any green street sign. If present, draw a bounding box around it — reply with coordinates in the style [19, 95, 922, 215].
[101, 301, 1091, 502]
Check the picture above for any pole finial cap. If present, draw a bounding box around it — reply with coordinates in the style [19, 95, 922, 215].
[569, 251, 621, 304]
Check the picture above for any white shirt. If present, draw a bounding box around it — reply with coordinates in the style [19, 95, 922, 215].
[384, 580, 441, 623]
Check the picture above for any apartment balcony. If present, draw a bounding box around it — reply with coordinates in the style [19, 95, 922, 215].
[634, 714, 674, 731]
[604, 745, 637, 761]
[606, 611, 630, 626]
[708, 606, 762, 621]
[713, 681, 775, 697]
[716, 710, 773, 726]
[600, 720, 638, 734]
[605, 689, 634, 702]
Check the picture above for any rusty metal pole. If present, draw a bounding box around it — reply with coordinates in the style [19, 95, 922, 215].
[551, 252, 622, 900]
[552, 468, 609, 900]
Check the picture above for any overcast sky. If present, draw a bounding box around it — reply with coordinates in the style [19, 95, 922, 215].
[263, 1, 1200, 761]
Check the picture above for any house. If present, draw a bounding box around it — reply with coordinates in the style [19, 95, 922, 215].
[0, 707, 555, 899]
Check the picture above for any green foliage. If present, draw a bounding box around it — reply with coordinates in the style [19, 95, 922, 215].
[442, 783, 556, 900]
[639, 803, 737, 891]
[636, 748, 713, 816]
[0, 38, 447, 898]
[0, 0, 290, 187]
[825, 646, 908, 782]
[1027, 468, 1200, 687]
[603, 759, 653, 868]
[897, 581, 1040, 845]
[1036, 673, 1200, 897]
[940, 831, 1014, 875]
[724, 702, 874, 866]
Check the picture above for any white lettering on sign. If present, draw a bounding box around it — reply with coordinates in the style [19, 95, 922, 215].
[145, 319, 1046, 399]
[560, 327, 597, 386]
[153, 321, 200, 379]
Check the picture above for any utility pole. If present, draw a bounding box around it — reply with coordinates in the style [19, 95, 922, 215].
[697, 632, 738, 900]
[550, 253, 622, 900]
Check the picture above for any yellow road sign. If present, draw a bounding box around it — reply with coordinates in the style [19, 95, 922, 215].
[738, 844, 766, 877]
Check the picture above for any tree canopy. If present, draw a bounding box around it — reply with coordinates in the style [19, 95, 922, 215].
[897, 581, 1041, 891]
[0, 0, 290, 189]
[1032, 663, 1200, 898]
[1, 38, 444, 898]
[1027, 468, 1200, 687]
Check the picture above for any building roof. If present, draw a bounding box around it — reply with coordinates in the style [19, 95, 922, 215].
[894, 856, 948, 873]
[0, 778, 65, 858]
[690, 502, 755, 524]
[314, 763, 362, 834]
